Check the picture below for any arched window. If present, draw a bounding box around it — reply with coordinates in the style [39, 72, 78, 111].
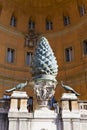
[28, 17, 35, 30]
[77, 0, 86, 16]
[10, 15, 17, 27]
[78, 4, 86, 16]
[46, 16, 53, 30]
[10, 15, 16, 27]
[63, 10, 70, 26]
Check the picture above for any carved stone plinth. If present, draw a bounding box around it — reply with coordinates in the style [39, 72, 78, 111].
[31, 107, 58, 130]
[9, 91, 28, 112]
[61, 93, 80, 130]
[34, 80, 56, 108]
[61, 93, 78, 111]
[8, 91, 29, 130]
[31, 78, 59, 130]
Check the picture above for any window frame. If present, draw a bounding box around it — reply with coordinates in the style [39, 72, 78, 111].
[28, 20, 35, 30]
[6, 48, 15, 63]
[10, 15, 17, 27]
[65, 46, 73, 62]
[28, 17, 35, 30]
[63, 15, 70, 26]
[25, 51, 33, 66]
[78, 4, 86, 16]
[46, 20, 53, 30]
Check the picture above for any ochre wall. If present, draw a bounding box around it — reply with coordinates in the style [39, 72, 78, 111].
[0, 0, 87, 101]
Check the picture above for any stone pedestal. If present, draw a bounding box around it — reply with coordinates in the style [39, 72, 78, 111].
[8, 112, 33, 130]
[61, 93, 80, 130]
[31, 79, 59, 130]
[8, 91, 59, 130]
[61, 93, 79, 112]
[9, 91, 28, 112]
[30, 107, 58, 130]
[8, 91, 29, 130]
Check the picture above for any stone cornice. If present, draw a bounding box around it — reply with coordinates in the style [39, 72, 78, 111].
[0, 23, 24, 37]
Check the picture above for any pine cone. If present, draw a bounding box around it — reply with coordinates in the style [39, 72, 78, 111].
[31, 37, 58, 82]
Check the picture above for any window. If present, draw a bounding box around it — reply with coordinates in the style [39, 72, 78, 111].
[63, 16, 70, 26]
[29, 21, 35, 30]
[7, 48, 15, 63]
[46, 20, 53, 30]
[10, 15, 17, 27]
[65, 47, 73, 62]
[46, 16, 53, 30]
[78, 5, 86, 16]
[28, 17, 35, 30]
[83, 40, 87, 55]
[26, 52, 33, 65]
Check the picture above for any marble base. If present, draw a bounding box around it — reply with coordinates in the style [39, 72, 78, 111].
[30, 118, 57, 130]
[34, 107, 57, 118]
[30, 107, 58, 130]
